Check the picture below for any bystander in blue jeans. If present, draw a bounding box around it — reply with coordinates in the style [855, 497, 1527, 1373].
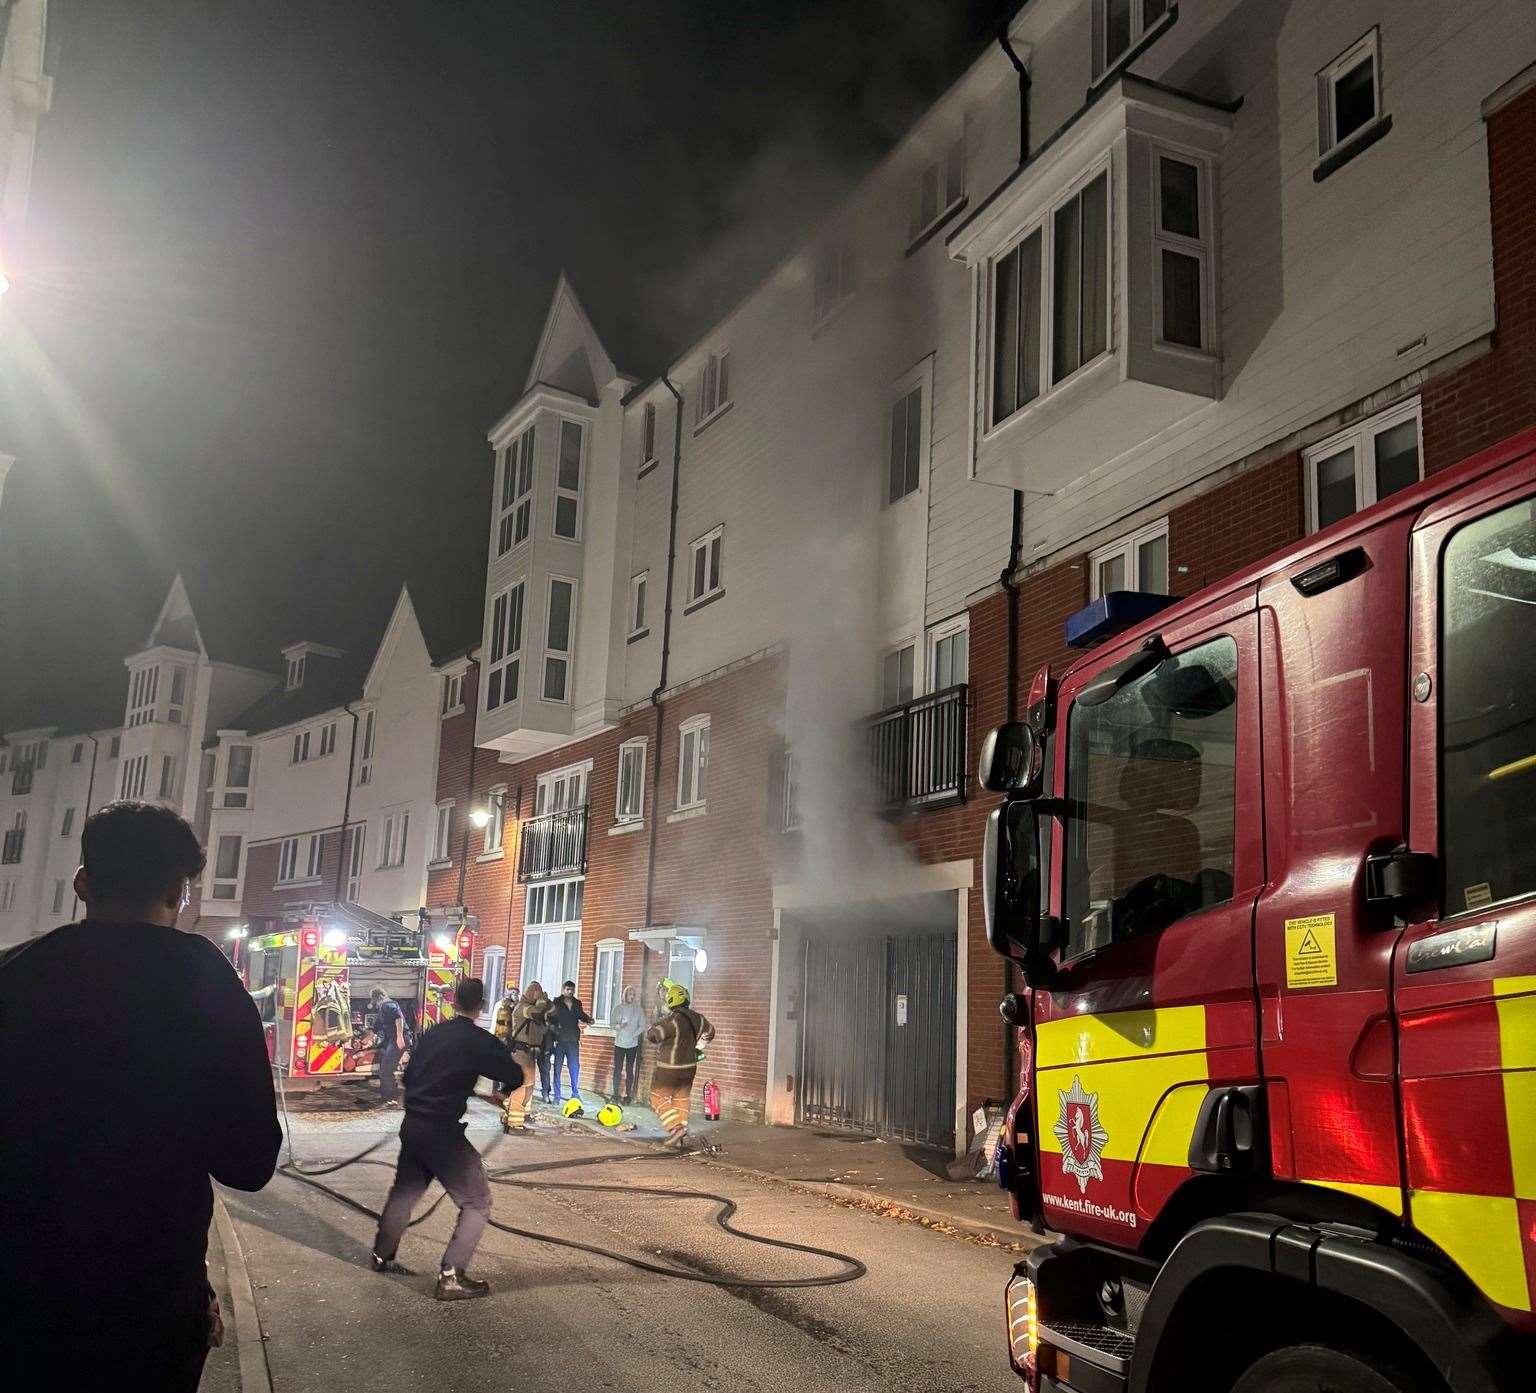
[552, 1040, 581, 1104]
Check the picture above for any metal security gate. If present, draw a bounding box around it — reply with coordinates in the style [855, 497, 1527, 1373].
[797, 929, 956, 1148]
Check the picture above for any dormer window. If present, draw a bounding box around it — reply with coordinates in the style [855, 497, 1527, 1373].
[286, 654, 305, 690]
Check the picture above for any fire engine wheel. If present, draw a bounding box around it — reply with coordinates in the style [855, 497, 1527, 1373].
[1230, 1343, 1437, 1393]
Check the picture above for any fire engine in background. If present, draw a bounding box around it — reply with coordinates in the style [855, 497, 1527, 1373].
[237, 906, 474, 1081]
[983, 427, 1536, 1392]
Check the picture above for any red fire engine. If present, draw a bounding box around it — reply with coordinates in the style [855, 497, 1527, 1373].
[983, 427, 1536, 1391]
[239, 908, 474, 1081]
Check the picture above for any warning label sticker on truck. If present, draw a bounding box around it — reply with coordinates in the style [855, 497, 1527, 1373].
[1285, 914, 1337, 988]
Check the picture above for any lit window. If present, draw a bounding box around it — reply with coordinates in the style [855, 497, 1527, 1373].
[1318, 28, 1382, 157]
[677, 716, 710, 810]
[485, 582, 526, 712]
[616, 739, 646, 823]
[543, 578, 576, 703]
[1304, 399, 1422, 533]
[687, 527, 724, 609]
[553, 420, 583, 540]
[1089, 519, 1170, 598]
[497, 426, 536, 555]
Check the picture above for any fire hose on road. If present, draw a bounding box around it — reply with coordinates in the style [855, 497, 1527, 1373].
[269, 1066, 868, 1291]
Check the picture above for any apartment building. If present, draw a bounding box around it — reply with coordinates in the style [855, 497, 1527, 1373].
[441, 0, 1535, 1151]
[195, 586, 459, 943]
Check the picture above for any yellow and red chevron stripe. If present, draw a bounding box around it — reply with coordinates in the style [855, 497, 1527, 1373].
[309, 1043, 343, 1074]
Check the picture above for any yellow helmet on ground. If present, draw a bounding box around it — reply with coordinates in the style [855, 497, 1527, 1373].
[663, 978, 690, 1009]
[561, 1097, 584, 1118]
[597, 1103, 622, 1127]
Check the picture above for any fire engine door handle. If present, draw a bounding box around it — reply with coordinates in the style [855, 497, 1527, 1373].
[1188, 1085, 1267, 1176]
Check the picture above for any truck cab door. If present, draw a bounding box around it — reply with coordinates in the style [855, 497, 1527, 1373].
[1396, 471, 1536, 1320]
[1033, 592, 1263, 1245]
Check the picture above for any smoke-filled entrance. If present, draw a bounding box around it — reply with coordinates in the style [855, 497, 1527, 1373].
[795, 905, 956, 1150]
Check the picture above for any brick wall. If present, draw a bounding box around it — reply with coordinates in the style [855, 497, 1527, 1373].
[242, 827, 346, 924]
[1166, 452, 1304, 597]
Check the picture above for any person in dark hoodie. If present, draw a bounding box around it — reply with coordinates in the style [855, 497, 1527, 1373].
[546, 978, 593, 1107]
[0, 801, 281, 1393]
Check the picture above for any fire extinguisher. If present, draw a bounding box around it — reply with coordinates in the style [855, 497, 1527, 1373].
[703, 1079, 721, 1121]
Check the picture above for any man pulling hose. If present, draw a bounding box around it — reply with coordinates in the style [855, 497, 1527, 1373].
[646, 979, 714, 1150]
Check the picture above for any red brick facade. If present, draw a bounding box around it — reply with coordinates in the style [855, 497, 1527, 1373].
[242, 827, 348, 925]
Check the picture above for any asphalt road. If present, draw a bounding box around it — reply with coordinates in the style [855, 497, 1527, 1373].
[221, 1127, 1024, 1393]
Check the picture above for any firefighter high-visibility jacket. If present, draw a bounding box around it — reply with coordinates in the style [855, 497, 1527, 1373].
[503, 994, 552, 1057]
[493, 994, 518, 1043]
[646, 1007, 714, 1090]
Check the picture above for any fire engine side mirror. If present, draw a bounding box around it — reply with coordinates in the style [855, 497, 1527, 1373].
[979, 722, 1040, 795]
[985, 800, 1058, 982]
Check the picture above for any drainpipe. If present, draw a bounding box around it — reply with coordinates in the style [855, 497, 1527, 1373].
[455, 738, 479, 909]
[641, 375, 686, 1000]
[998, 25, 1032, 164]
[70, 734, 100, 921]
[333, 704, 359, 904]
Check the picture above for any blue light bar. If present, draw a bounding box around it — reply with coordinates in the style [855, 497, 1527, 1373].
[1065, 591, 1178, 649]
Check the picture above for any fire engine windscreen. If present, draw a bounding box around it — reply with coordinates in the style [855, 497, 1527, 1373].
[1062, 637, 1238, 958]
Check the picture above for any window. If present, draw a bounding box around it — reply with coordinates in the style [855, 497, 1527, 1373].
[432, 802, 453, 863]
[441, 672, 463, 716]
[1318, 28, 1381, 156]
[1153, 153, 1210, 351]
[912, 129, 965, 241]
[991, 228, 1043, 424]
[543, 578, 576, 702]
[553, 420, 583, 540]
[485, 581, 526, 712]
[71, 742, 83, 764]
[497, 425, 535, 555]
[211, 835, 242, 900]
[291, 729, 312, 764]
[286, 654, 305, 690]
[0, 880, 15, 912]
[641, 402, 658, 468]
[2, 812, 24, 864]
[277, 836, 300, 883]
[535, 764, 588, 814]
[60, 806, 75, 837]
[225, 744, 252, 807]
[629, 572, 649, 638]
[888, 384, 923, 503]
[813, 242, 856, 325]
[1093, 0, 1171, 79]
[378, 812, 410, 869]
[1090, 519, 1170, 598]
[52, 880, 65, 915]
[168, 666, 187, 723]
[119, 754, 149, 799]
[484, 787, 507, 855]
[109, 736, 120, 759]
[1305, 399, 1422, 532]
[36, 741, 46, 770]
[318, 722, 337, 758]
[358, 710, 376, 785]
[930, 616, 969, 691]
[782, 749, 801, 832]
[482, 946, 507, 1018]
[1063, 636, 1239, 960]
[1440, 497, 1536, 914]
[1053, 172, 1109, 385]
[687, 527, 724, 609]
[616, 739, 646, 823]
[522, 878, 583, 991]
[593, 940, 624, 1025]
[127, 665, 160, 727]
[667, 934, 704, 1000]
[159, 755, 177, 800]
[695, 352, 731, 425]
[882, 644, 915, 708]
[677, 716, 710, 810]
[345, 824, 366, 901]
[305, 834, 323, 879]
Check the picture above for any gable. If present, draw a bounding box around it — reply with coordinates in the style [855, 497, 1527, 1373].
[146, 575, 206, 657]
[523, 273, 616, 402]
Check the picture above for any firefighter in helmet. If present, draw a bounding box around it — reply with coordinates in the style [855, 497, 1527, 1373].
[645, 979, 714, 1150]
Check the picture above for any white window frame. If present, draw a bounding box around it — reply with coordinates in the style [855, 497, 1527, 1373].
[629, 571, 649, 638]
[378, 811, 410, 869]
[120, 753, 149, 799]
[210, 834, 242, 900]
[223, 744, 252, 807]
[497, 425, 535, 556]
[813, 242, 857, 327]
[277, 836, 300, 884]
[358, 709, 376, 785]
[521, 880, 583, 992]
[60, 806, 75, 837]
[286, 654, 305, 690]
[542, 577, 577, 704]
[2, 880, 17, 912]
[291, 729, 311, 765]
[318, 721, 337, 758]
[676, 715, 710, 811]
[485, 580, 526, 713]
[782, 748, 801, 832]
[886, 362, 932, 505]
[1089, 518, 1170, 599]
[881, 641, 916, 710]
[1303, 398, 1424, 534]
[1150, 146, 1214, 355]
[928, 613, 971, 693]
[592, 939, 624, 1026]
[910, 124, 966, 244]
[441, 672, 464, 717]
[640, 401, 658, 470]
[1317, 28, 1382, 157]
[484, 785, 508, 856]
[167, 666, 187, 724]
[535, 762, 589, 816]
[686, 526, 724, 610]
[304, 833, 323, 880]
[986, 154, 1114, 434]
[1092, 0, 1173, 81]
[552, 418, 584, 541]
[615, 738, 646, 824]
[345, 823, 366, 900]
[432, 801, 453, 864]
[482, 946, 507, 1019]
[127, 664, 160, 728]
[694, 351, 731, 428]
[158, 754, 177, 800]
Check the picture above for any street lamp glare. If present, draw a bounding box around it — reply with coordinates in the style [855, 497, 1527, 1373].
[468, 806, 491, 829]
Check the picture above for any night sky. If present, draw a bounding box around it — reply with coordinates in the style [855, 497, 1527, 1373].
[0, 0, 1008, 732]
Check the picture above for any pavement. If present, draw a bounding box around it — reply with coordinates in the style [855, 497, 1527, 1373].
[207, 1093, 1045, 1391]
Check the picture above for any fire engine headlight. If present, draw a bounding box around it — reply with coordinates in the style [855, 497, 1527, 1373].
[1006, 1273, 1038, 1373]
[322, 929, 347, 948]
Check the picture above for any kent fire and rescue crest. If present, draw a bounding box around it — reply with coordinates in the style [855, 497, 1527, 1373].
[1054, 1075, 1109, 1193]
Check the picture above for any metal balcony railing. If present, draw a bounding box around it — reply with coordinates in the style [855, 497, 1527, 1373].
[11, 764, 34, 796]
[867, 683, 968, 809]
[517, 805, 589, 881]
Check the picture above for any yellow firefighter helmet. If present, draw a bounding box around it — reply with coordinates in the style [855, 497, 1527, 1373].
[561, 1097, 585, 1118]
[663, 978, 690, 1010]
[597, 1103, 622, 1127]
